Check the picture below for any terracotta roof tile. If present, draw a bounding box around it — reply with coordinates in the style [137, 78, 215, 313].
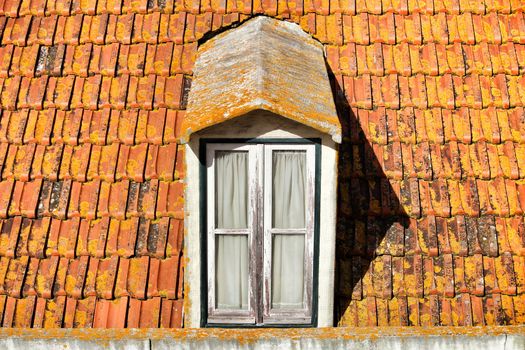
[135, 217, 150, 256]
[25, 218, 48, 259]
[89, 111, 112, 144]
[105, 218, 119, 257]
[114, 257, 130, 297]
[128, 256, 149, 299]
[108, 180, 129, 219]
[94, 297, 128, 328]
[65, 256, 89, 299]
[2, 145, 18, 180]
[117, 218, 138, 257]
[94, 256, 118, 299]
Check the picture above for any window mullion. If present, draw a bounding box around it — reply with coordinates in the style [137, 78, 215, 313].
[254, 143, 265, 324]
[262, 144, 272, 321]
[246, 145, 260, 321]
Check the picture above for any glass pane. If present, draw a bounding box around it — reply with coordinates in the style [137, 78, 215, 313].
[271, 234, 305, 309]
[215, 151, 248, 229]
[272, 150, 307, 229]
[215, 235, 249, 310]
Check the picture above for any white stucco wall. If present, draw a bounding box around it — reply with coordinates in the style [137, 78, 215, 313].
[184, 111, 338, 327]
[1, 327, 524, 350]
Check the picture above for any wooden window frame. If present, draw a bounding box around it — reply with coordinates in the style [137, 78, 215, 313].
[205, 144, 258, 324]
[201, 138, 321, 327]
[262, 144, 315, 324]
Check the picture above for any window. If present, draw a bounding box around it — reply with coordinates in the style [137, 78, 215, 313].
[203, 140, 319, 326]
[182, 16, 340, 328]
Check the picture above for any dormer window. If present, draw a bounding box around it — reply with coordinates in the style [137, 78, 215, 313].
[181, 17, 341, 328]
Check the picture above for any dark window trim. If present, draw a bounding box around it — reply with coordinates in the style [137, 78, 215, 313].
[199, 138, 321, 328]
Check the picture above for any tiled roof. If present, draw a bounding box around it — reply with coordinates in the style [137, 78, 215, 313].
[0, 0, 523, 328]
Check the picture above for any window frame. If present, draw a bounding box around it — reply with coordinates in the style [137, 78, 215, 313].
[200, 138, 321, 328]
[262, 144, 316, 324]
[205, 143, 258, 324]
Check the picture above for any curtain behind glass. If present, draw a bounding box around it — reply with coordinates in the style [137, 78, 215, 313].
[272, 234, 305, 309]
[216, 235, 248, 309]
[214, 151, 249, 310]
[271, 150, 307, 309]
[216, 151, 248, 229]
[272, 151, 306, 229]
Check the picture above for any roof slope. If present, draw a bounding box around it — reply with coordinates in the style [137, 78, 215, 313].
[0, 0, 523, 328]
[183, 16, 341, 143]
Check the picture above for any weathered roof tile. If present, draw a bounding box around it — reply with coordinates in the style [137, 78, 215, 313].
[128, 256, 149, 300]
[99, 144, 120, 182]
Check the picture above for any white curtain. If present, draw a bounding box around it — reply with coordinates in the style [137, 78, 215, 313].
[272, 234, 305, 309]
[215, 151, 249, 309]
[272, 151, 306, 228]
[271, 151, 306, 309]
[216, 235, 248, 309]
[216, 151, 248, 229]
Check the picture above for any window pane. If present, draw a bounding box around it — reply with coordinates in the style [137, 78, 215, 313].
[271, 234, 305, 309]
[215, 151, 248, 229]
[272, 150, 307, 229]
[215, 235, 249, 310]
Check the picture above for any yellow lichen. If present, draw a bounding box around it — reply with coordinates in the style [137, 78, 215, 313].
[65, 275, 76, 295]
[96, 270, 111, 295]
[88, 239, 99, 256]
[74, 310, 87, 327]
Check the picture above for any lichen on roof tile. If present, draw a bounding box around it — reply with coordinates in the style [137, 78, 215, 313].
[182, 16, 342, 143]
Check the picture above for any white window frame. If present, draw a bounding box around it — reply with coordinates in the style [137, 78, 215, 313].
[205, 141, 316, 326]
[205, 143, 258, 324]
[262, 144, 316, 324]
